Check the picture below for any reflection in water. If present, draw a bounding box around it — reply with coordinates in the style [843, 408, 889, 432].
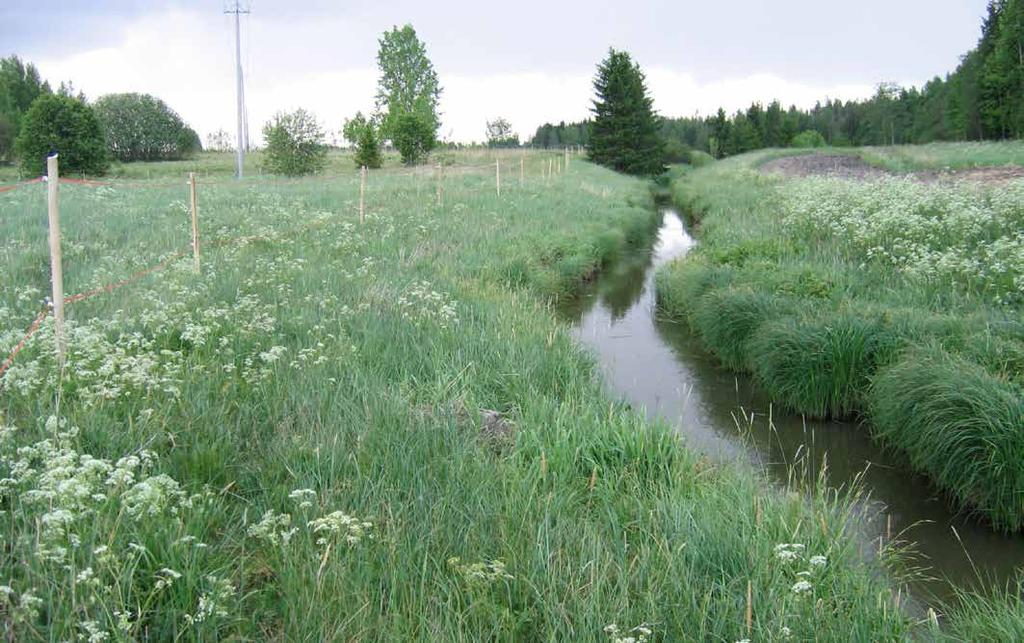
[557, 209, 1024, 606]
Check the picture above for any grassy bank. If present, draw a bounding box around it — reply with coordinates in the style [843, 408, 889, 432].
[657, 148, 1024, 535]
[859, 140, 1024, 172]
[0, 152, 925, 639]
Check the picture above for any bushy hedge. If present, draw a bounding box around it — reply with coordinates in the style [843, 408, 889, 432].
[93, 93, 199, 162]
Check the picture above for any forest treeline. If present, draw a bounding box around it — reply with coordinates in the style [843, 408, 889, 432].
[530, 0, 1024, 158]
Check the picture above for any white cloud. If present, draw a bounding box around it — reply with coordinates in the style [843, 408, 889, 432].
[33, 9, 878, 146]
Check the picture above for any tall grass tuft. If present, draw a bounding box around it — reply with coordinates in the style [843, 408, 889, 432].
[691, 287, 795, 372]
[870, 347, 1024, 531]
[939, 579, 1024, 641]
[751, 312, 896, 418]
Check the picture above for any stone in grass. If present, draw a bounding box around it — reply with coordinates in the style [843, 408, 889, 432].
[446, 399, 516, 451]
[479, 409, 515, 447]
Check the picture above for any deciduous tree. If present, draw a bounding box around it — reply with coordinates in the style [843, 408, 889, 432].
[485, 117, 519, 148]
[374, 25, 441, 157]
[0, 56, 50, 142]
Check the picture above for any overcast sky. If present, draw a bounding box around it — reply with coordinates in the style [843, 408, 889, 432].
[1, 1, 992, 144]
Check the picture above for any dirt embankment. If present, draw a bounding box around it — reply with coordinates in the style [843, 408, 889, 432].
[760, 153, 1024, 186]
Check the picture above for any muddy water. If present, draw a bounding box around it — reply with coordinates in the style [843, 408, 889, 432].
[557, 209, 1024, 606]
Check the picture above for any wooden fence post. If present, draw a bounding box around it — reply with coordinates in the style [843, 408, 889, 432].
[564, 146, 569, 170]
[46, 155, 65, 368]
[495, 159, 500, 197]
[188, 172, 200, 273]
[359, 166, 366, 224]
[746, 581, 753, 637]
[520, 157, 524, 186]
[435, 163, 443, 207]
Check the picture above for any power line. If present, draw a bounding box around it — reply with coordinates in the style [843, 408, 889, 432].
[225, 1, 250, 179]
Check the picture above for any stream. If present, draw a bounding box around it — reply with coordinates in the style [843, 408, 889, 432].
[557, 209, 1024, 607]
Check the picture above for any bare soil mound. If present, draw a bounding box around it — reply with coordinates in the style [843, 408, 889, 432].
[761, 154, 888, 180]
[761, 153, 1024, 186]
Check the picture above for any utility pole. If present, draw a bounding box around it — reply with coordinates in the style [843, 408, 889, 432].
[225, 1, 249, 179]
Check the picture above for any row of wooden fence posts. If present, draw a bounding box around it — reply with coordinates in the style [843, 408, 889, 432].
[42, 159, 204, 369]
[42, 150, 578, 367]
[491, 151, 571, 195]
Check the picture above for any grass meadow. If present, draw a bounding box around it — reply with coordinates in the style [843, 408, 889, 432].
[0, 151, 933, 640]
[0, 147, 555, 183]
[658, 147, 1024, 532]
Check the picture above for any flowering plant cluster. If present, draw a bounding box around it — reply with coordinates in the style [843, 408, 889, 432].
[0, 415, 232, 639]
[781, 177, 1024, 304]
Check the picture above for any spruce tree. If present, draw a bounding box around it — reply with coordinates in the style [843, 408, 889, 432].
[354, 122, 383, 169]
[589, 48, 665, 175]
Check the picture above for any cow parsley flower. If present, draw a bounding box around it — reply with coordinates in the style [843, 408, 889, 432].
[308, 510, 373, 546]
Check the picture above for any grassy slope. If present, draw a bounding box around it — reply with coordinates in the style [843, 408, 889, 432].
[657, 148, 1024, 527]
[0, 154, 918, 639]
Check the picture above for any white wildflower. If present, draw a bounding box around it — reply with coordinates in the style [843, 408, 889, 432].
[308, 510, 374, 546]
[122, 474, 188, 519]
[774, 542, 805, 563]
[247, 509, 297, 547]
[288, 488, 317, 509]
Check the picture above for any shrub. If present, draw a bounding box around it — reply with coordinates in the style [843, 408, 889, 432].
[353, 122, 383, 169]
[791, 130, 827, 148]
[751, 312, 895, 418]
[663, 138, 690, 164]
[261, 109, 327, 176]
[392, 112, 435, 165]
[869, 347, 1024, 531]
[688, 150, 715, 167]
[15, 93, 108, 176]
[93, 93, 198, 161]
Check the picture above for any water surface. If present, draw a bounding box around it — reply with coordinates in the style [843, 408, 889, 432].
[558, 209, 1024, 605]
